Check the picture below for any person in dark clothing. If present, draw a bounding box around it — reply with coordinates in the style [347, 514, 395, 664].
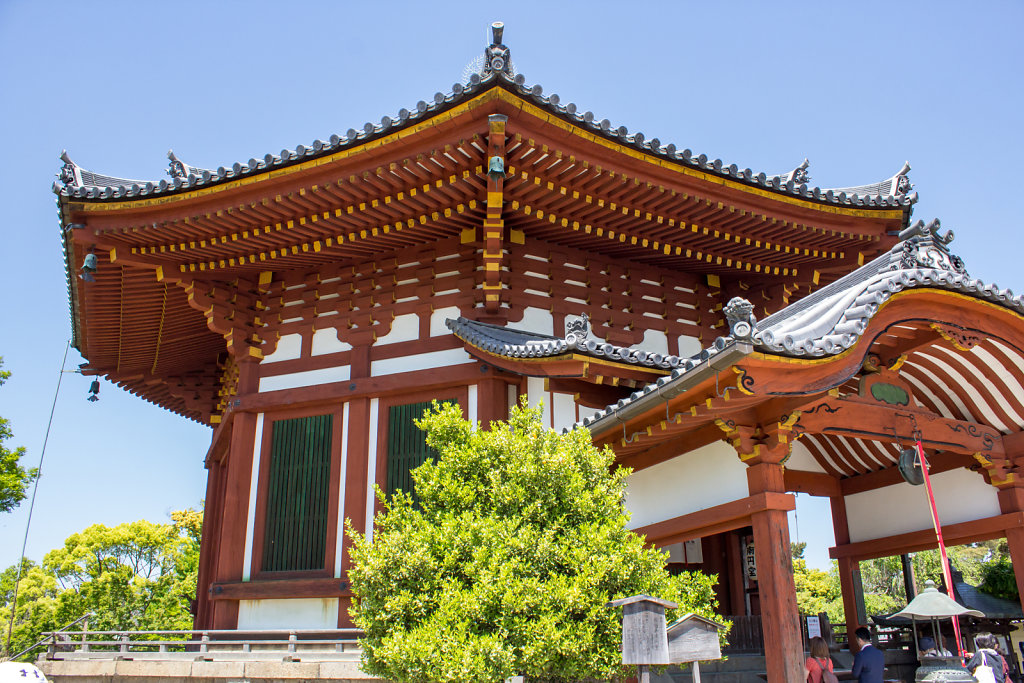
[966, 632, 1006, 683]
[851, 627, 885, 683]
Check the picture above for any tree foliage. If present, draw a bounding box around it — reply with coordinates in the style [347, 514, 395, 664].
[348, 402, 726, 683]
[0, 358, 38, 513]
[790, 541, 1014, 624]
[0, 508, 201, 659]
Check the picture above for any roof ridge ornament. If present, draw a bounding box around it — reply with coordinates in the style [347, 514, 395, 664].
[58, 150, 80, 187]
[891, 218, 966, 276]
[483, 22, 512, 77]
[464, 22, 516, 83]
[723, 298, 757, 341]
[564, 313, 593, 345]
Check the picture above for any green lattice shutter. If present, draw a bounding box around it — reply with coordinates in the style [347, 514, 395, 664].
[261, 414, 333, 572]
[387, 401, 450, 499]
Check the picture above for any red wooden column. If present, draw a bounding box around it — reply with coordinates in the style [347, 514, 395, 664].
[831, 495, 865, 651]
[721, 420, 804, 683]
[208, 356, 260, 629]
[338, 396, 371, 627]
[210, 409, 257, 629]
[996, 486, 1024, 614]
[980, 435, 1024, 615]
[476, 374, 510, 429]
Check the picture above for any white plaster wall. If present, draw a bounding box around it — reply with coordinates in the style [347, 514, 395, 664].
[677, 335, 702, 358]
[365, 398, 380, 542]
[261, 333, 302, 363]
[430, 306, 462, 337]
[259, 366, 350, 392]
[551, 392, 577, 432]
[624, 440, 749, 529]
[373, 313, 419, 346]
[845, 468, 1000, 543]
[370, 348, 473, 376]
[237, 598, 339, 630]
[526, 377, 552, 427]
[467, 384, 478, 429]
[508, 307, 554, 336]
[785, 441, 826, 474]
[631, 329, 669, 356]
[334, 403, 349, 578]
[242, 414, 265, 581]
[311, 328, 352, 356]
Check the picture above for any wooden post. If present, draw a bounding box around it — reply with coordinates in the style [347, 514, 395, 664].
[837, 556, 864, 651]
[997, 486, 1024, 616]
[751, 505, 804, 682]
[211, 411, 257, 629]
[831, 494, 865, 652]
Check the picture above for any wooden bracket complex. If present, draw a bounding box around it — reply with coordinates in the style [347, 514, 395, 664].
[483, 114, 508, 315]
[715, 413, 801, 465]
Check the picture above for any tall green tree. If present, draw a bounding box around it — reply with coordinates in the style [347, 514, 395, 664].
[0, 508, 201, 659]
[0, 358, 38, 513]
[348, 402, 726, 683]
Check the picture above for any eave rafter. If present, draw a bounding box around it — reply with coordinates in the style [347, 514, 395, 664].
[503, 156, 878, 263]
[499, 121, 903, 238]
[85, 160, 489, 277]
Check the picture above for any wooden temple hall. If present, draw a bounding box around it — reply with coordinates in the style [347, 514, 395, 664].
[55, 23, 1024, 682]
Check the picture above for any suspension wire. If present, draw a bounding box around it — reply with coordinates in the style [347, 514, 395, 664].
[5, 340, 72, 656]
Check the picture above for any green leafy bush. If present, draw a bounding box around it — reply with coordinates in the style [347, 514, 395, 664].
[348, 402, 726, 683]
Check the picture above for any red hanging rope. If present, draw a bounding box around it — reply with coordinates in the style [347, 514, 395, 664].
[916, 439, 964, 659]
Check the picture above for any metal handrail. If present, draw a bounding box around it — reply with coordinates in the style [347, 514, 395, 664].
[44, 630, 364, 643]
[38, 627, 365, 661]
[9, 612, 93, 661]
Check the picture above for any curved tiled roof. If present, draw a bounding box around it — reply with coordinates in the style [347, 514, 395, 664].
[753, 218, 1024, 357]
[53, 24, 916, 211]
[579, 218, 1024, 432]
[447, 315, 730, 372]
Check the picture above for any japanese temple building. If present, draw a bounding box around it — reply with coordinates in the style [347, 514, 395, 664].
[55, 24, 1024, 682]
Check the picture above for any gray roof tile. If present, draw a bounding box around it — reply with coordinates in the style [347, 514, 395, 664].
[447, 315, 713, 371]
[53, 26, 917, 211]
[577, 218, 1024, 434]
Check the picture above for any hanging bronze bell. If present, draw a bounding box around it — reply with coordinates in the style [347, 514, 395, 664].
[487, 156, 505, 181]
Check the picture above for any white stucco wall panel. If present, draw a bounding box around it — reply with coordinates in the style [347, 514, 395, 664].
[551, 392, 577, 432]
[311, 328, 352, 356]
[373, 313, 419, 346]
[624, 441, 749, 529]
[508, 307, 555, 336]
[677, 335, 702, 358]
[237, 598, 339, 630]
[430, 306, 462, 337]
[785, 441, 826, 474]
[526, 377, 552, 428]
[258, 366, 351, 392]
[632, 329, 669, 356]
[845, 467, 999, 543]
[370, 348, 473, 376]
[261, 333, 302, 363]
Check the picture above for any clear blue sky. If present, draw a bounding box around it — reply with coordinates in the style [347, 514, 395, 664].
[0, 1, 1021, 574]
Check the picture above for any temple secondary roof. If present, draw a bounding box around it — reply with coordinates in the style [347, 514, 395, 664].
[453, 218, 1023, 382]
[543, 218, 1024, 433]
[447, 316, 689, 371]
[754, 218, 1023, 357]
[53, 23, 915, 212]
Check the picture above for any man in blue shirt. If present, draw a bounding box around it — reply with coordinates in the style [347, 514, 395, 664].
[851, 627, 885, 683]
